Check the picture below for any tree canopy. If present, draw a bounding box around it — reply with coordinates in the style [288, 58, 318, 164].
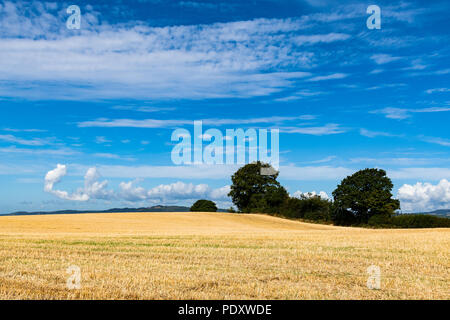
[228, 161, 288, 213]
[332, 168, 400, 223]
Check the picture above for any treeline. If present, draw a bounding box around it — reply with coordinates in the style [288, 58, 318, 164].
[224, 161, 449, 229]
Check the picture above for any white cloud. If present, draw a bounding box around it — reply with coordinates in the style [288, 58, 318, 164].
[421, 136, 450, 147]
[78, 115, 315, 128]
[93, 153, 135, 161]
[44, 164, 230, 202]
[308, 155, 336, 164]
[44, 164, 66, 193]
[370, 54, 402, 65]
[281, 165, 353, 180]
[2, 128, 47, 132]
[307, 73, 348, 82]
[388, 168, 450, 180]
[372, 107, 450, 120]
[360, 128, 400, 138]
[292, 190, 330, 200]
[398, 179, 450, 212]
[371, 107, 409, 119]
[275, 89, 328, 101]
[280, 124, 346, 135]
[95, 136, 111, 144]
[425, 88, 450, 94]
[209, 185, 231, 199]
[0, 1, 323, 100]
[44, 164, 111, 201]
[0, 134, 52, 146]
[118, 180, 148, 202]
[0, 146, 78, 156]
[294, 32, 350, 45]
[67, 163, 354, 181]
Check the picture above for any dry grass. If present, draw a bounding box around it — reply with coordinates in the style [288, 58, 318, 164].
[0, 212, 448, 300]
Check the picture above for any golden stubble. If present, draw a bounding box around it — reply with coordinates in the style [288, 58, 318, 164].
[0, 212, 448, 299]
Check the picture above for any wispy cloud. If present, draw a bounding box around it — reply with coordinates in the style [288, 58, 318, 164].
[307, 73, 348, 82]
[95, 136, 112, 144]
[0, 146, 78, 156]
[2, 128, 47, 132]
[78, 116, 315, 128]
[293, 32, 351, 45]
[275, 89, 328, 101]
[421, 136, 450, 147]
[370, 54, 402, 65]
[308, 155, 337, 164]
[425, 88, 450, 94]
[0, 134, 53, 146]
[0, 2, 323, 100]
[359, 128, 401, 138]
[372, 107, 450, 120]
[280, 124, 346, 135]
[93, 153, 136, 161]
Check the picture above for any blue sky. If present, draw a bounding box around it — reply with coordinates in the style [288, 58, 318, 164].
[0, 0, 449, 213]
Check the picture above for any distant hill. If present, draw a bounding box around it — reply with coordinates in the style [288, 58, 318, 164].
[417, 209, 450, 218]
[1, 205, 229, 216]
[402, 209, 450, 218]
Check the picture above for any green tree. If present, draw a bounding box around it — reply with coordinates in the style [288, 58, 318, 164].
[228, 161, 288, 213]
[331, 205, 356, 226]
[190, 199, 217, 212]
[332, 168, 400, 224]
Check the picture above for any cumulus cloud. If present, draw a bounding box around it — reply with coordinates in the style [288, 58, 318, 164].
[292, 190, 330, 200]
[118, 180, 148, 202]
[44, 164, 230, 203]
[44, 164, 110, 201]
[398, 179, 450, 212]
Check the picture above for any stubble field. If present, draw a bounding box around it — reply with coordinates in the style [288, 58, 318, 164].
[0, 212, 448, 299]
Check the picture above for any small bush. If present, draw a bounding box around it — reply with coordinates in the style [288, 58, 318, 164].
[190, 200, 217, 212]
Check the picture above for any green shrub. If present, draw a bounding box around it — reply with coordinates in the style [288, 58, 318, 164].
[390, 214, 450, 228]
[280, 196, 331, 222]
[190, 200, 217, 212]
[279, 197, 305, 218]
[367, 214, 450, 228]
[368, 214, 393, 227]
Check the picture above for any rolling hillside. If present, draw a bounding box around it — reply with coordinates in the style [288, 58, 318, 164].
[0, 211, 333, 235]
[0, 212, 448, 299]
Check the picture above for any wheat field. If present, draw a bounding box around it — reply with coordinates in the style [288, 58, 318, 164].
[0, 211, 448, 299]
